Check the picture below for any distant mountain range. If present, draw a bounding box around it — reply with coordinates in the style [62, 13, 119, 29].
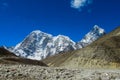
[8, 25, 105, 60]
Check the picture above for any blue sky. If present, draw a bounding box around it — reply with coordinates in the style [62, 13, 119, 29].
[0, 0, 120, 46]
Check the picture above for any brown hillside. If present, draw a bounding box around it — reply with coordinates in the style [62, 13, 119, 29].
[0, 48, 48, 66]
[0, 47, 17, 57]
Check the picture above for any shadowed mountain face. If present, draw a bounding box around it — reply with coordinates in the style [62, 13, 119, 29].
[0, 47, 17, 57]
[0, 48, 48, 66]
[42, 27, 120, 69]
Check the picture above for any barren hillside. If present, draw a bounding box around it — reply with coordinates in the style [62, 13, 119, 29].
[0, 48, 48, 66]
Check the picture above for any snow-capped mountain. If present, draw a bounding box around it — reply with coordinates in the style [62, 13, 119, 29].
[12, 30, 76, 60]
[76, 25, 105, 48]
[10, 25, 105, 60]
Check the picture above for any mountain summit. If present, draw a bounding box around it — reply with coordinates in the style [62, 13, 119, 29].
[76, 25, 105, 48]
[10, 25, 105, 60]
[12, 30, 76, 60]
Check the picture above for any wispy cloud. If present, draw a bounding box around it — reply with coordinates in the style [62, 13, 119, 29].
[0, 0, 8, 10]
[2, 2, 8, 7]
[71, 0, 93, 10]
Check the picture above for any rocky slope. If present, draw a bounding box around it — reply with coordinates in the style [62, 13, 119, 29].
[42, 27, 120, 69]
[9, 25, 105, 60]
[0, 47, 17, 57]
[0, 64, 120, 80]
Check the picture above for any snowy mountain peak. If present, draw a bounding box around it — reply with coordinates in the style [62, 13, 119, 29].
[9, 25, 105, 60]
[54, 35, 74, 43]
[93, 25, 99, 29]
[30, 30, 52, 37]
[12, 30, 77, 60]
[31, 30, 42, 34]
[76, 25, 105, 48]
[93, 25, 105, 34]
[82, 25, 105, 43]
[57, 34, 68, 38]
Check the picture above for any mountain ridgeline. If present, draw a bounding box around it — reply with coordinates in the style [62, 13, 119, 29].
[9, 25, 105, 60]
[42, 27, 120, 69]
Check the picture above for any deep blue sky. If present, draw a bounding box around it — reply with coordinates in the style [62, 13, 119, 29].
[0, 0, 120, 46]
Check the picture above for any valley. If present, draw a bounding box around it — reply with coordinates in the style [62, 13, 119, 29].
[0, 26, 120, 80]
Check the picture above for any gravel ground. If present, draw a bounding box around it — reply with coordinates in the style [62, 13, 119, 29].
[0, 64, 120, 80]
